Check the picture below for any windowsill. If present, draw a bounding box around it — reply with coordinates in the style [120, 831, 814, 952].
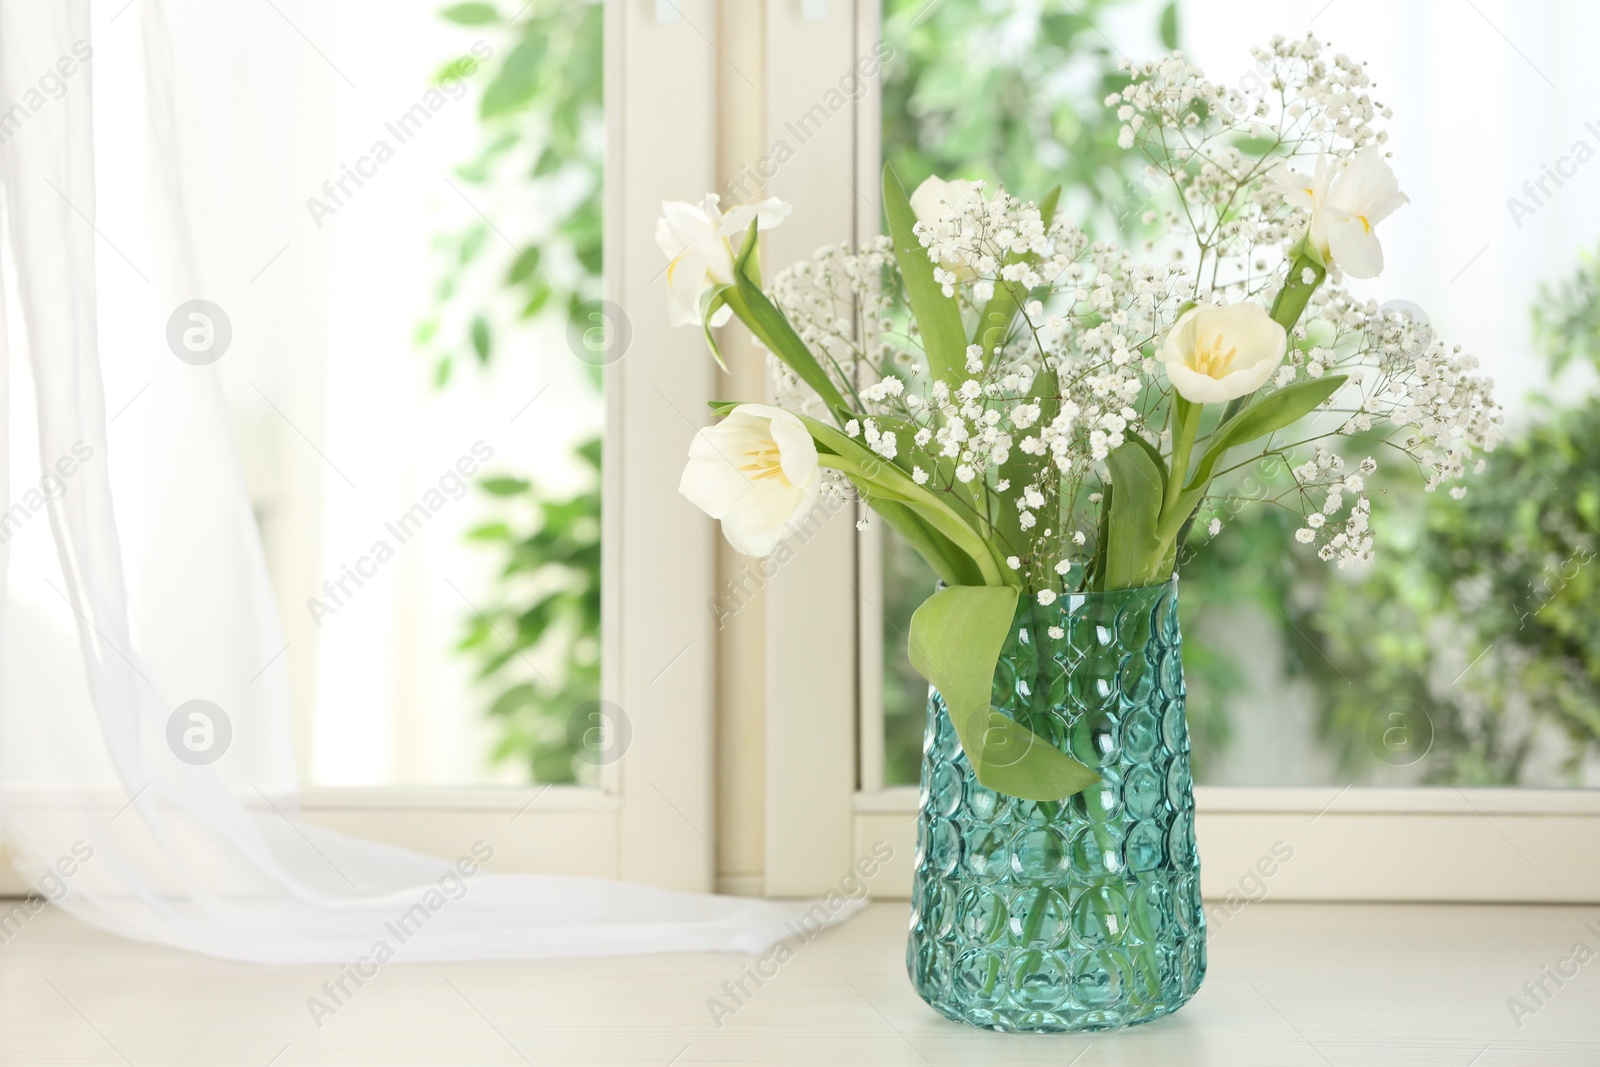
[2, 901, 1594, 1062]
[855, 785, 1600, 815]
[853, 787, 1600, 903]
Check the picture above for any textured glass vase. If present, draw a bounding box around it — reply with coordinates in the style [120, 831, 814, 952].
[906, 579, 1205, 1032]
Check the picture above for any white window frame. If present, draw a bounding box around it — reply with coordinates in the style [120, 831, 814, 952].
[303, 0, 735, 893]
[294, 0, 733, 892]
[757, 0, 1600, 904]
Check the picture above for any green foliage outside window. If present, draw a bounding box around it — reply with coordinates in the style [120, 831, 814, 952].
[1182, 250, 1600, 784]
[429, 1, 603, 783]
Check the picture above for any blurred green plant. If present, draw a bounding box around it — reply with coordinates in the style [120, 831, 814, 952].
[428, 0, 604, 783]
[1183, 247, 1600, 784]
[882, 0, 1177, 233]
[424, 0, 602, 382]
[879, 0, 1180, 784]
[459, 440, 603, 783]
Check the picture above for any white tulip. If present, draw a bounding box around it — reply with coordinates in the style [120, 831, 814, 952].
[678, 404, 820, 558]
[656, 195, 791, 328]
[1160, 303, 1288, 405]
[1273, 147, 1409, 279]
[909, 175, 980, 227]
[908, 175, 981, 280]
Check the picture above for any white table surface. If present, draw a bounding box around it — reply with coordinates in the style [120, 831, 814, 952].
[0, 900, 1596, 1065]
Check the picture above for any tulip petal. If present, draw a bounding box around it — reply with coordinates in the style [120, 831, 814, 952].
[720, 478, 817, 557]
[660, 199, 734, 282]
[720, 197, 792, 237]
[1326, 218, 1383, 279]
[768, 413, 818, 488]
[909, 176, 978, 226]
[679, 453, 752, 519]
[1165, 361, 1236, 404]
[664, 249, 712, 327]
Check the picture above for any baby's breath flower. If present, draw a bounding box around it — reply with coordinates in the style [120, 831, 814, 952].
[732, 35, 1496, 592]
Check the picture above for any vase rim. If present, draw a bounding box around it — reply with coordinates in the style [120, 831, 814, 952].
[932, 574, 1178, 601]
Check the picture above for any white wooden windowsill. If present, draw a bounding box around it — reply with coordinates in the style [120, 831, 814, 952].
[0, 901, 1594, 1064]
[855, 787, 1600, 903]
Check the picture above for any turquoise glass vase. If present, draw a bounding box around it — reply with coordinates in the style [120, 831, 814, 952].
[906, 579, 1205, 1032]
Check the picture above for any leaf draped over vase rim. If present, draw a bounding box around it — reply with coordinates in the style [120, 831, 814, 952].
[659, 34, 1503, 803]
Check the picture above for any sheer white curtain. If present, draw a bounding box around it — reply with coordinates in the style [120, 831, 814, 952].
[0, 1, 849, 963]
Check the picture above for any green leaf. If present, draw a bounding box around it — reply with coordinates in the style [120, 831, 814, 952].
[506, 246, 542, 284]
[1103, 440, 1169, 591]
[481, 37, 548, 118]
[471, 314, 492, 363]
[441, 2, 499, 25]
[723, 271, 849, 416]
[883, 163, 967, 388]
[1124, 430, 1170, 501]
[799, 414, 1011, 587]
[1158, 1, 1179, 49]
[700, 288, 730, 371]
[1159, 375, 1348, 544]
[480, 476, 530, 496]
[521, 279, 551, 318]
[871, 499, 985, 587]
[908, 585, 1099, 800]
[1188, 375, 1348, 491]
[732, 217, 762, 289]
[460, 226, 487, 265]
[467, 315, 492, 364]
[488, 683, 538, 718]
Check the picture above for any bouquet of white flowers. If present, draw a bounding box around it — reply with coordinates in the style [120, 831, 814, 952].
[659, 35, 1501, 802]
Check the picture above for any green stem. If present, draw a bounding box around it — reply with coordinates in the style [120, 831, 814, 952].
[1164, 397, 1201, 510]
[1219, 247, 1326, 426]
